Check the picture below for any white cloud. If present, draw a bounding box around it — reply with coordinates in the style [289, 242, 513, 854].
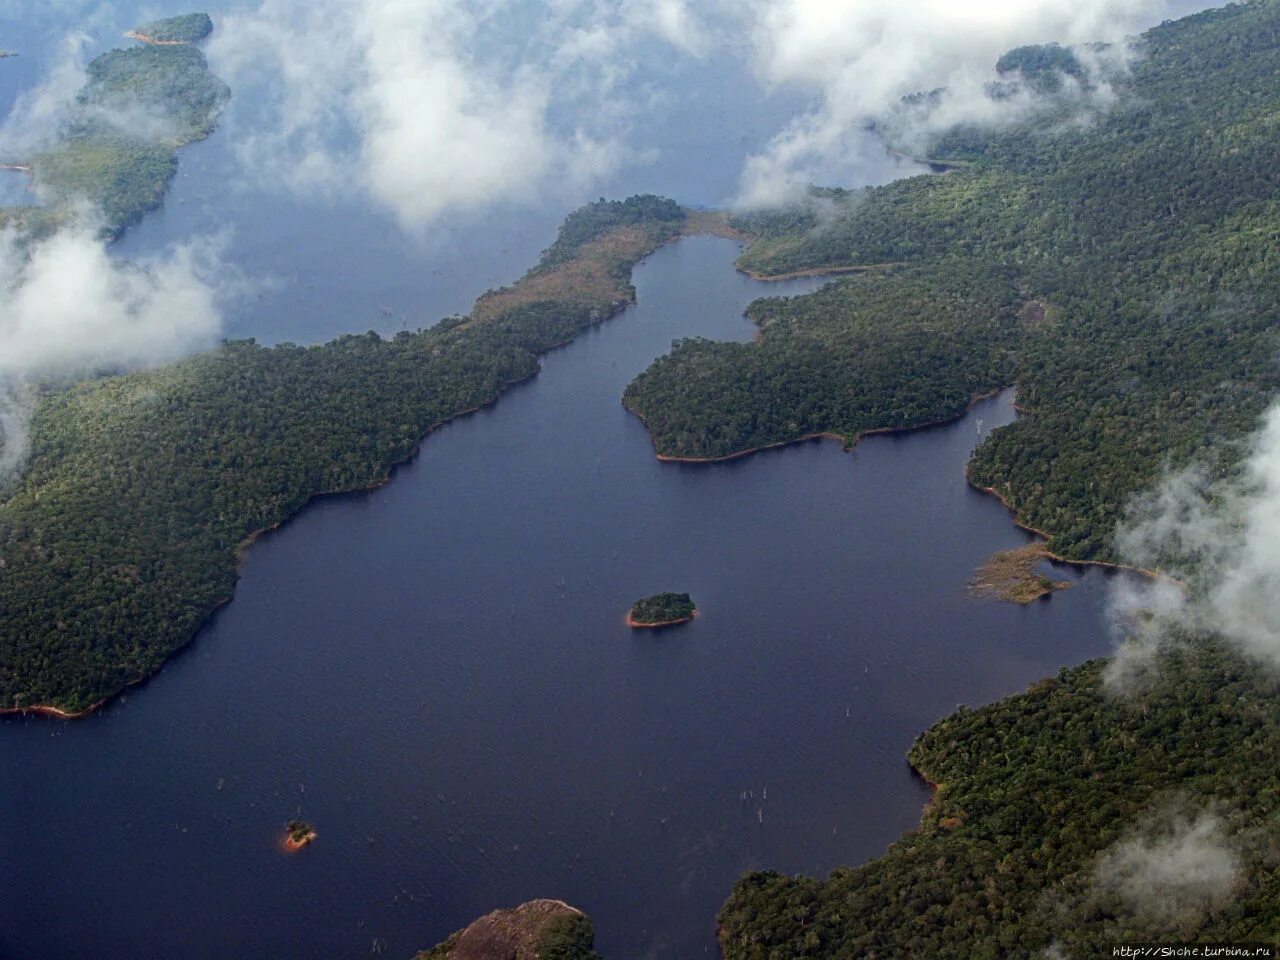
[0, 31, 87, 160]
[733, 0, 1179, 206]
[1109, 401, 1280, 683]
[1093, 810, 1241, 932]
[0, 225, 226, 477]
[352, 2, 559, 226]
[0, 378, 32, 481]
[635, 0, 708, 57]
[0, 227, 223, 376]
[208, 0, 707, 229]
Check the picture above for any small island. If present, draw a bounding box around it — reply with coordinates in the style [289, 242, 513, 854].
[627, 592, 697, 628]
[283, 819, 316, 851]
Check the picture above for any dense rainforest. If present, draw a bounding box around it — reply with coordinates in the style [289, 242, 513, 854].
[625, 0, 1280, 563]
[0, 196, 687, 713]
[0, 13, 226, 240]
[3, 3, 1278, 955]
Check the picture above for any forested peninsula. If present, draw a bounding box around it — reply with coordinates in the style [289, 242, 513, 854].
[0, 13, 227, 240]
[625, 0, 1280, 565]
[0, 195, 691, 715]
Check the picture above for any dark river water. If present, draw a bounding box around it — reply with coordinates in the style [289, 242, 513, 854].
[2, 235, 1125, 959]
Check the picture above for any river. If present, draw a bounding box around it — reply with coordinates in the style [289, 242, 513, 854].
[0, 3, 1155, 956]
[1, 234, 1125, 959]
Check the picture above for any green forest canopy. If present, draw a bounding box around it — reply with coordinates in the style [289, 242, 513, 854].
[1, 3, 1277, 953]
[718, 638, 1280, 958]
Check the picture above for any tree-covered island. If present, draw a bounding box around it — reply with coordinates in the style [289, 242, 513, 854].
[627, 592, 697, 628]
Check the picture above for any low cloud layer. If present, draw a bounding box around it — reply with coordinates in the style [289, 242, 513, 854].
[207, 0, 706, 229]
[1093, 808, 1241, 933]
[0, 227, 223, 376]
[0, 225, 225, 479]
[733, 0, 1179, 207]
[79, 0, 1211, 222]
[1108, 402, 1280, 682]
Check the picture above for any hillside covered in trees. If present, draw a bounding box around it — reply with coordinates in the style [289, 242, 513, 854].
[0, 197, 686, 714]
[626, 0, 1280, 563]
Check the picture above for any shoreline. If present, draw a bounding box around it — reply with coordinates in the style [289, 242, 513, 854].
[739, 262, 902, 282]
[541, 899, 584, 915]
[0, 700, 103, 720]
[913, 765, 944, 812]
[8, 221, 741, 721]
[632, 383, 1178, 587]
[231, 364, 543, 568]
[627, 609, 698, 629]
[685, 211, 899, 283]
[965, 475, 1176, 585]
[637, 387, 1005, 465]
[1, 366, 545, 722]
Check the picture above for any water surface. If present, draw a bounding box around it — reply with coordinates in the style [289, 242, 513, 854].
[1, 236, 1123, 959]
